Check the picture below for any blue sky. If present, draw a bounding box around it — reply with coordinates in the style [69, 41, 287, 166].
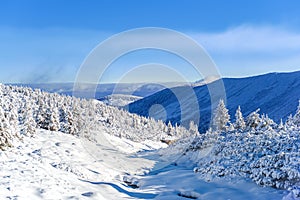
[0, 0, 300, 83]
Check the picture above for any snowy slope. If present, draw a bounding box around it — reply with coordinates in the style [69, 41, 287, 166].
[98, 94, 142, 107]
[128, 71, 300, 132]
[1, 81, 300, 200]
[0, 129, 287, 200]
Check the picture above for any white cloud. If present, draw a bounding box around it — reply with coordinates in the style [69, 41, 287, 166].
[186, 25, 300, 77]
[0, 25, 299, 83]
[190, 25, 300, 53]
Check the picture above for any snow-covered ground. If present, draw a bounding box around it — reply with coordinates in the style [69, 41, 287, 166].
[98, 94, 142, 107]
[0, 129, 288, 200]
[1, 82, 299, 200]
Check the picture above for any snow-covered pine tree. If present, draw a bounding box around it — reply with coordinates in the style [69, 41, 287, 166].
[36, 98, 47, 129]
[234, 106, 246, 130]
[49, 106, 60, 131]
[258, 114, 276, 131]
[59, 105, 68, 133]
[245, 109, 261, 130]
[285, 114, 295, 128]
[0, 106, 13, 150]
[213, 99, 230, 132]
[23, 107, 37, 136]
[66, 108, 77, 135]
[277, 119, 286, 131]
[167, 121, 173, 136]
[8, 104, 20, 139]
[189, 120, 199, 135]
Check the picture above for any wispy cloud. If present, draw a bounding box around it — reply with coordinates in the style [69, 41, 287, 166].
[0, 25, 299, 83]
[191, 25, 300, 53]
[189, 25, 300, 76]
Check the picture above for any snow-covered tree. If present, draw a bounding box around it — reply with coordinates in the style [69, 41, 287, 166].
[22, 107, 37, 136]
[246, 109, 261, 130]
[189, 120, 199, 135]
[49, 106, 60, 131]
[167, 121, 173, 136]
[285, 114, 295, 128]
[213, 99, 230, 132]
[234, 106, 245, 130]
[277, 119, 286, 131]
[66, 109, 76, 135]
[36, 99, 47, 129]
[7, 104, 20, 139]
[0, 107, 13, 150]
[258, 114, 276, 131]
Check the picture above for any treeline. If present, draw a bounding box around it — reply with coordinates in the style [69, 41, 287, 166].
[0, 84, 192, 150]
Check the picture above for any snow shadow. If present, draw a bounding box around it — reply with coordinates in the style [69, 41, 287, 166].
[79, 180, 158, 199]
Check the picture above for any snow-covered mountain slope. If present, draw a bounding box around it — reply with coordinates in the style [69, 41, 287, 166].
[98, 94, 142, 107]
[11, 82, 172, 99]
[127, 71, 300, 132]
[1, 83, 300, 199]
[0, 129, 162, 199]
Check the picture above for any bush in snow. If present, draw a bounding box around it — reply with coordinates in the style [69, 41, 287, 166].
[191, 102, 300, 190]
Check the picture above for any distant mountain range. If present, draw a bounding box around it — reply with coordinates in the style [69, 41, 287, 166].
[9, 82, 171, 98]
[127, 71, 300, 132]
[98, 94, 142, 107]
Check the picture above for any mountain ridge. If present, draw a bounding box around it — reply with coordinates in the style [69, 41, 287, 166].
[127, 70, 300, 132]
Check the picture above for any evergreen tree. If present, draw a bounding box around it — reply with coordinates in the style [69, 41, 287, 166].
[213, 99, 230, 132]
[23, 107, 37, 136]
[246, 109, 261, 130]
[234, 106, 246, 130]
[0, 107, 13, 150]
[8, 105, 20, 139]
[189, 120, 199, 135]
[49, 106, 60, 131]
[167, 121, 173, 135]
[59, 105, 68, 133]
[285, 114, 295, 128]
[258, 114, 276, 130]
[278, 119, 286, 131]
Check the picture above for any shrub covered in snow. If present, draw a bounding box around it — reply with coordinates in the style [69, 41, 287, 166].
[192, 102, 300, 190]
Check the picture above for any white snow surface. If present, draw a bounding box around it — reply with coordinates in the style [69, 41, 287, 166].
[0, 129, 288, 200]
[99, 94, 142, 107]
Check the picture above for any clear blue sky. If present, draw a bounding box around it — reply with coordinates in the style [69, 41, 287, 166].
[0, 0, 300, 83]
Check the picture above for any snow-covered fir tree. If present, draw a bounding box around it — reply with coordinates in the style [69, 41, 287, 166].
[212, 99, 230, 132]
[234, 106, 245, 130]
[245, 109, 261, 130]
[189, 120, 199, 135]
[49, 106, 60, 131]
[0, 106, 13, 150]
[22, 107, 37, 136]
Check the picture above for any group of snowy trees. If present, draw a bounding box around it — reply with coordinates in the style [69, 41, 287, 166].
[0, 84, 192, 150]
[192, 99, 300, 191]
[212, 99, 286, 133]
